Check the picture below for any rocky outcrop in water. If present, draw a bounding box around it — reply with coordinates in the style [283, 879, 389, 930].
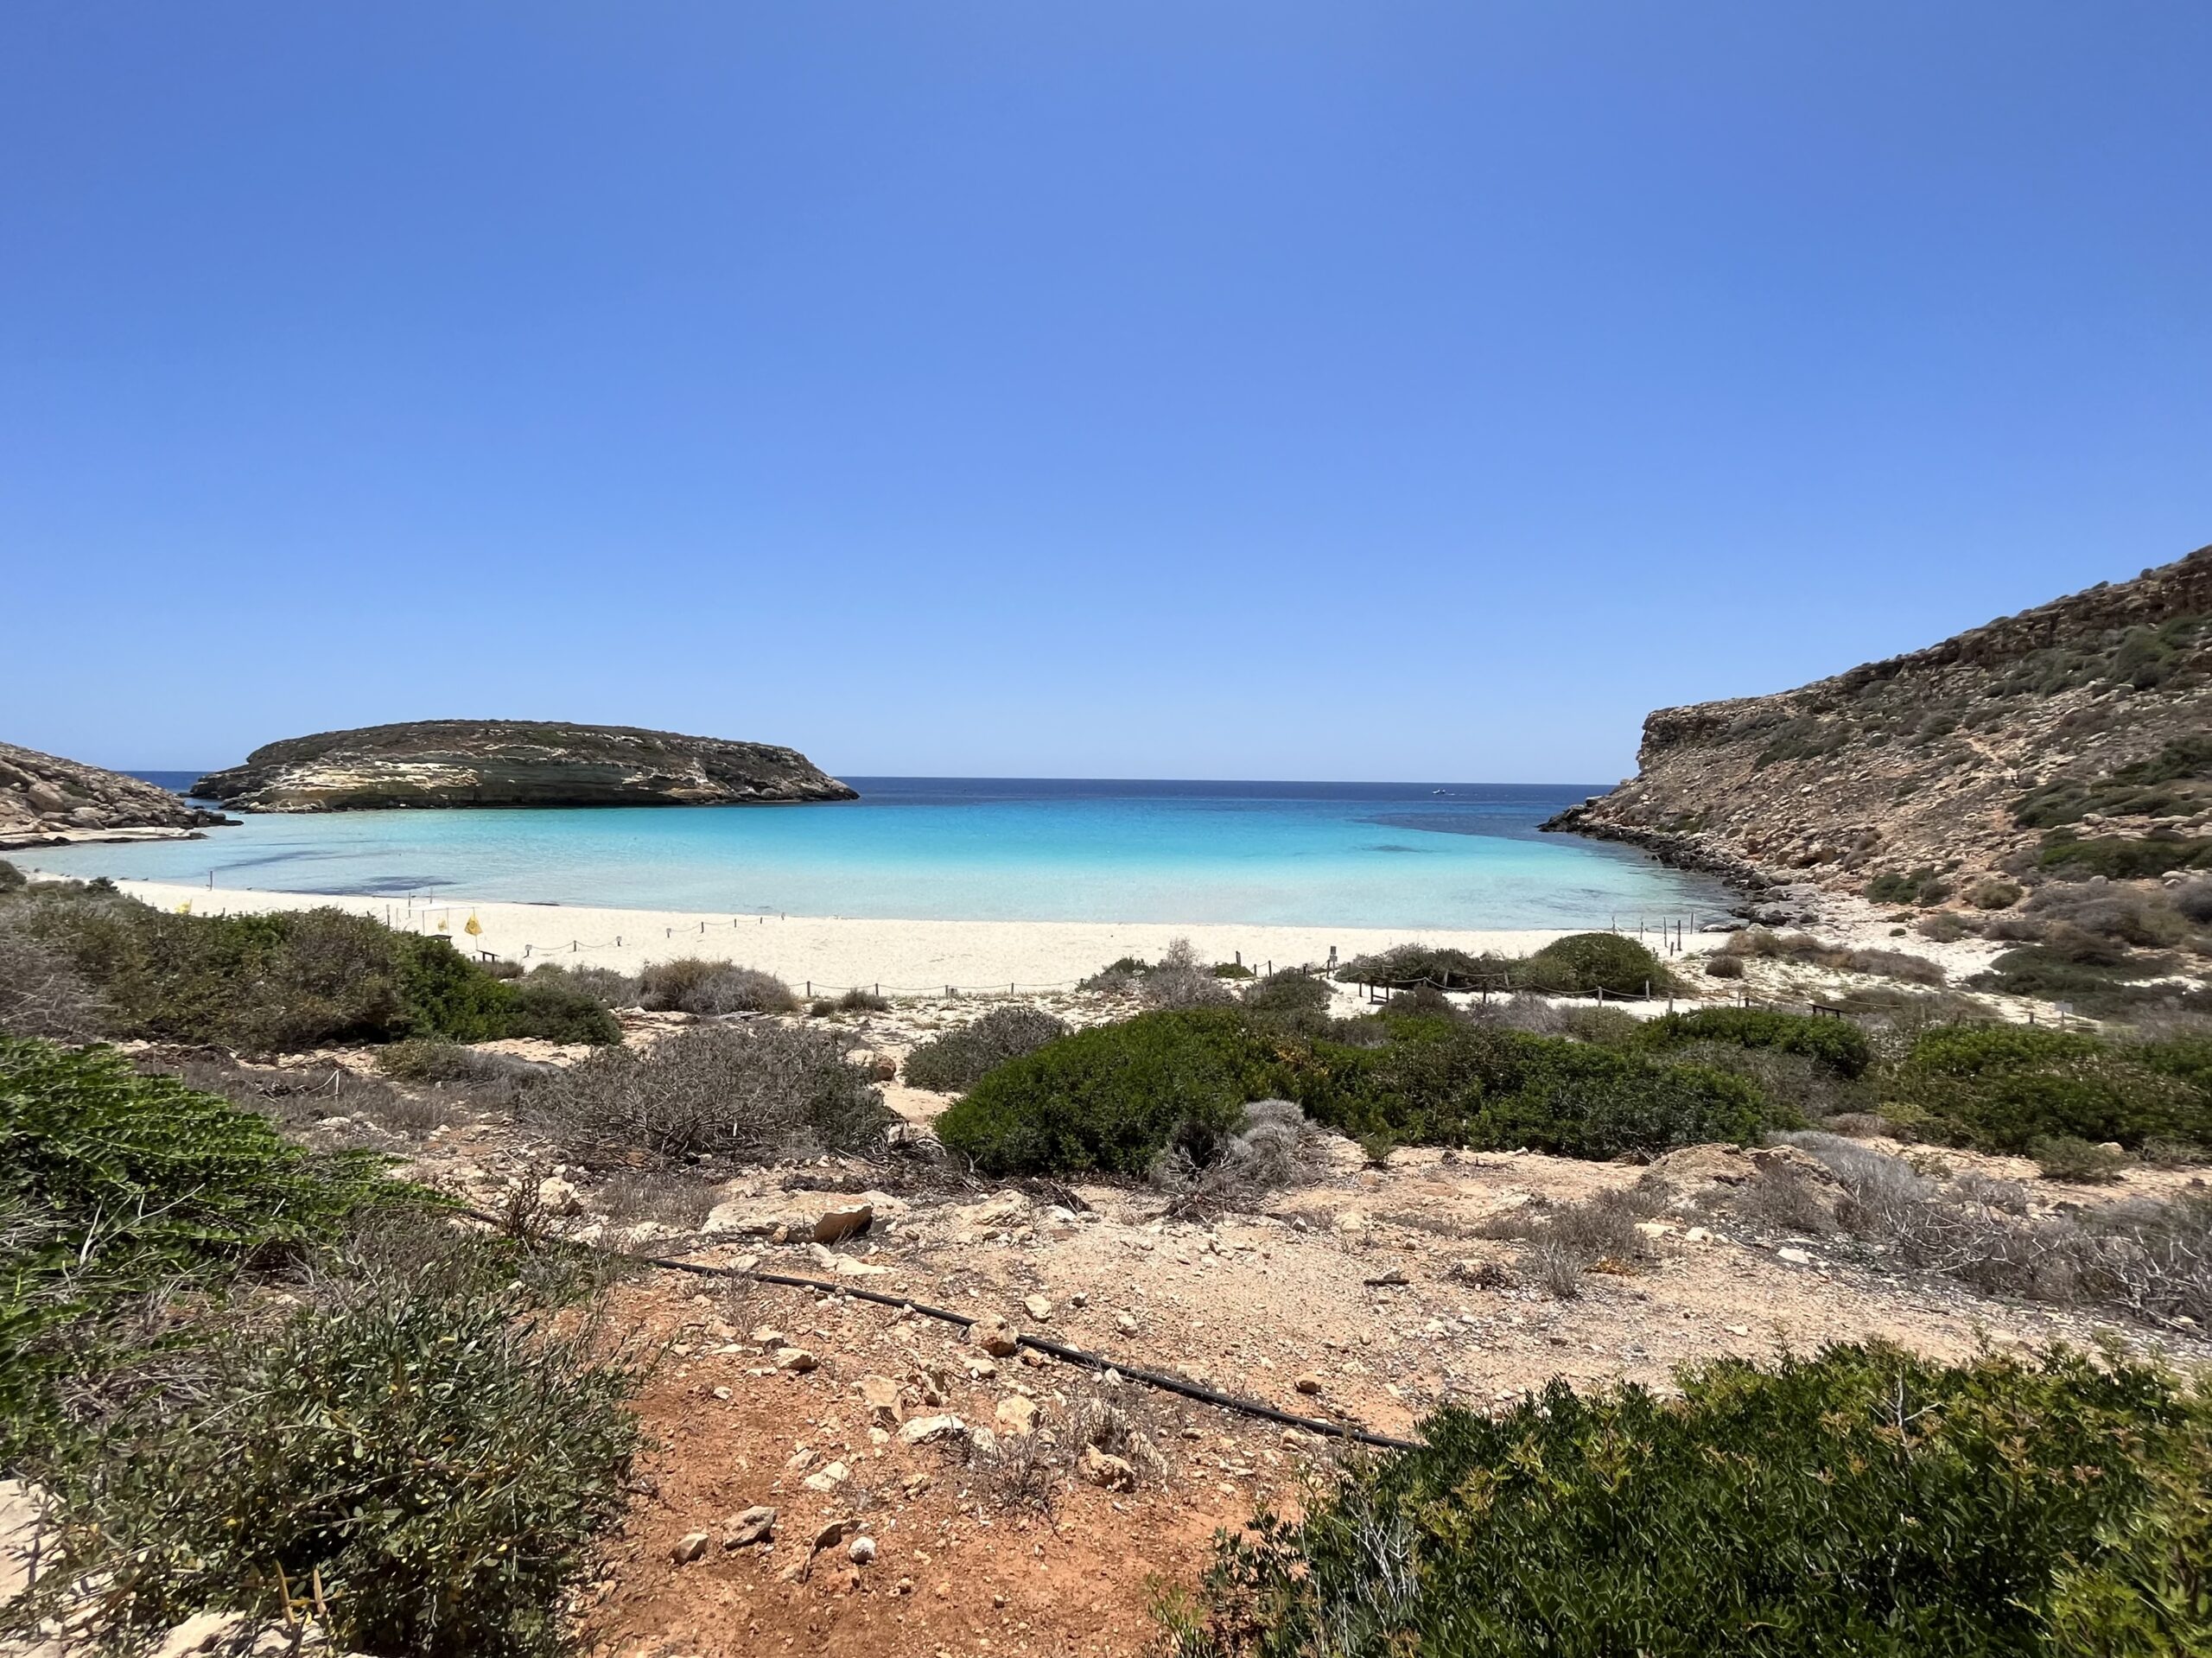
[0, 741, 229, 849]
[1547, 544, 2212, 893]
[192, 720, 858, 812]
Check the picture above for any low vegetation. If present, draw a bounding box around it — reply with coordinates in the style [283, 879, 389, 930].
[525, 1020, 892, 1166]
[636, 956, 798, 1015]
[935, 1007, 1783, 1177]
[1166, 1344, 2212, 1657]
[1, 1039, 644, 1655]
[903, 1003, 1070, 1091]
[1715, 926, 1948, 985]
[0, 879, 618, 1051]
[1334, 932, 1672, 997]
[1633, 1006, 1872, 1077]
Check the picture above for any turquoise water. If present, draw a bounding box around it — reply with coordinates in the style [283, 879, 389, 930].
[24, 778, 1732, 931]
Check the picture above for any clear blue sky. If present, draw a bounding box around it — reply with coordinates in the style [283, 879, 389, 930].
[3, 3, 2207, 781]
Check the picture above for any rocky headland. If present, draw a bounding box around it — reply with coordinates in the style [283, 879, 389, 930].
[1548, 543, 2212, 899]
[0, 741, 230, 849]
[191, 720, 858, 812]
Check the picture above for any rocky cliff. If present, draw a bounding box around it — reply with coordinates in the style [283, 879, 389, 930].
[192, 721, 857, 812]
[0, 741, 230, 849]
[1547, 544, 2212, 893]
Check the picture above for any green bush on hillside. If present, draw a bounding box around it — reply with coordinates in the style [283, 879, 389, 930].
[1, 883, 617, 1050]
[28, 1280, 641, 1658]
[1166, 1344, 2212, 1658]
[1514, 931, 1670, 996]
[1635, 1007, 1872, 1077]
[1891, 1025, 2207, 1152]
[934, 1009, 1284, 1177]
[2037, 832, 2212, 880]
[0, 1039, 401, 1431]
[935, 1010, 1781, 1177]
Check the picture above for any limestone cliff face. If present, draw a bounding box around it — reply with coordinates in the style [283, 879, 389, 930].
[193, 721, 858, 812]
[1547, 545, 2212, 890]
[0, 741, 229, 848]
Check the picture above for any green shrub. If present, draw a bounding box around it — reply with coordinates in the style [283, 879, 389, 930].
[1892, 1026, 2204, 1152]
[2030, 1134, 2130, 1183]
[635, 956, 797, 1015]
[1168, 1344, 2212, 1658]
[0, 858, 23, 893]
[1241, 969, 1332, 1022]
[902, 1004, 1070, 1092]
[1866, 867, 1951, 905]
[1969, 879, 2024, 910]
[2038, 833, 2212, 880]
[935, 1010, 1289, 1177]
[1966, 945, 2189, 1017]
[1515, 932, 1669, 996]
[0, 1039, 401, 1433]
[1297, 1024, 1777, 1160]
[3, 885, 618, 1050]
[1702, 951, 1745, 980]
[1636, 1007, 1872, 1077]
[1334, 945, 1497, 990]
[26, 1279, 642, 1657]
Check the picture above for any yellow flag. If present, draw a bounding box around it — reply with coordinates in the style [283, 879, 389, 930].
[436, 916, 450, 932]
[464, 912, 483, 937]
[176, 899, 192, 914]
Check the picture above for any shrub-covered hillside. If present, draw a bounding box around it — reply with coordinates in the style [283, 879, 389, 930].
[1166, 1343, 2212, 1657]
[0, 874, 619, 1050]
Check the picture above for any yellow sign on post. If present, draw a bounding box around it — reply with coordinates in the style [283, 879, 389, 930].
[464, 912, 483, 938]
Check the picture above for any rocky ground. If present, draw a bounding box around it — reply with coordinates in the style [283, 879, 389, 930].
[195, 972, 2209, 1658]
[0, 741, 228, 850]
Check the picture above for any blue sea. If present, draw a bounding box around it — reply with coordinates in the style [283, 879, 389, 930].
[24, 777, 1732, 931]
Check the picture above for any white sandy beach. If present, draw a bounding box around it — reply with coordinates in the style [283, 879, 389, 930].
[110, 880, 1715, 993]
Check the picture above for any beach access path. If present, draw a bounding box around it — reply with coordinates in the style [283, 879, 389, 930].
[108, 880, 1715, 994]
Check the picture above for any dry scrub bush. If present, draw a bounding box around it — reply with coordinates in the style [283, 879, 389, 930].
[597, 1168, 721, 1231]
[0, 930, 108, 1039]
[903, 1004, 1070, 1092]
[1153, 1098, 1320, 1219]
[1478, 1187, 1662, 1295]
[1143, 938, 1237, 1011]
[525, 1021, 891, 1166]
[636, 957, 798, 1015]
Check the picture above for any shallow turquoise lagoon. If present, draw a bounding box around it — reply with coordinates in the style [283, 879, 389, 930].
[26, 778, 1733, 931]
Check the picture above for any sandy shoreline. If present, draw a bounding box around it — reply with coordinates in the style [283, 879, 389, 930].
[106, 880, 1714, 992]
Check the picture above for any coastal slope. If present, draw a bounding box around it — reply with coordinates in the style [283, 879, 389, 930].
[1547, 544, 2212, 891]
[0, 740, 228, 848]
[193, 720, 858, 812]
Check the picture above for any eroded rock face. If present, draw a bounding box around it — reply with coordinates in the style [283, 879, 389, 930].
[0, 740, 229, 849]
[192, 720, 857, 812]
[1545, 543, 2212, 892]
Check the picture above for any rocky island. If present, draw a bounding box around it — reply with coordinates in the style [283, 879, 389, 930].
[0, 740, 232, 848]
[1548, 543, 2212, 897]
[192, 720, 858, 812]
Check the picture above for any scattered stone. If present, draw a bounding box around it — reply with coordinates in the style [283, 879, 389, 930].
[671, 1530, 712, 1565]
[749, 1325, 788, 1347]
[536, 1174, 582, 1216]
[849, 1535, 878, 1566]
[1777, 1247, 1813, 1266]
[970, 1313, 1020, 1356]
[899, 1413, 969, 1446]
[1023, 1293, 1054, 1321]
[995, 1395, 1038, 1436]
[1079, 1445, 1138, 1491]
[723, 1506, 777, 1548]
[857, 1374, 903, 1427]
[1362, 1267, 1410, 1286]
[775, 1346, 819, 1373]
[785, 1446, 817, 1473]
[1114, 1311, 1139, 1337]
[802, 1460, 850, 1493]
[1294, 1373, 1324, 1396]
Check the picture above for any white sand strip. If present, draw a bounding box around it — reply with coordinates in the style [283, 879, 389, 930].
[108, 880, 1712, 993]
